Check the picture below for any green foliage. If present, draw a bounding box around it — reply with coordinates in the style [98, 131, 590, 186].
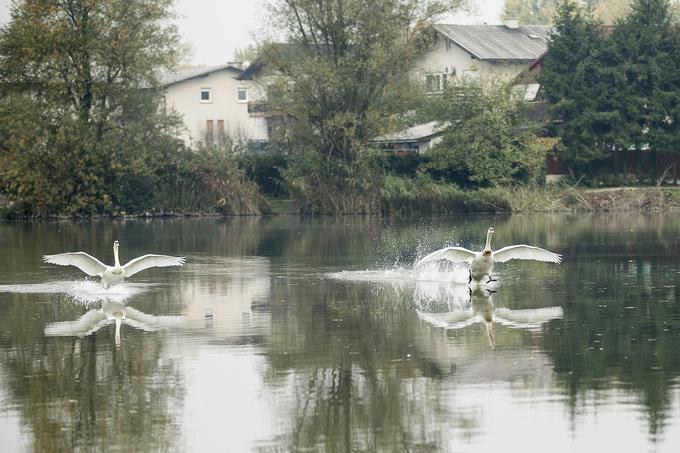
[380, 173, 512, 214]
[156, 141, 269, 215]
[384, 152, 431, 177]
[283, 148, 384, 214]
[236, 151, 289, 197]
[610, 0, 680, 155]
[422, 80, 551, 187]
[0, 0, 184, 216]
[541, 0, 680, 174]
[541, 1, 614, 167]
[261, 0, 461, 211]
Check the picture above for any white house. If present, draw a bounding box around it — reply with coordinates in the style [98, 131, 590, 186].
[162, 64, 268, 146]
[415, 21, 551, 90]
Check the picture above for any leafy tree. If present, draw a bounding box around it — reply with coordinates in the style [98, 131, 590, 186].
[260, 0, 461, 213]
[503, 0, 559, 24]
[502, 0, 636, 25]
[423, 79, 551, 187]
[593, 0, 633, 23]
[0, 0, 183, 216]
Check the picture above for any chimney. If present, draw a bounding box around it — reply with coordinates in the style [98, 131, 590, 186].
[503, 18, 519, 29]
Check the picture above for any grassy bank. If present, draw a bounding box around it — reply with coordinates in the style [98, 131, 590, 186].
[271, 181, 680, 215]
[5, 183, 680, 219]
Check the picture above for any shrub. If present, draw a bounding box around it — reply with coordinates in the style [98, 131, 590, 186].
[236, 150, 289, 197]
[283, 148, 384, 214]
[156, 141, 269, 215]
[380, 174, 512, 214]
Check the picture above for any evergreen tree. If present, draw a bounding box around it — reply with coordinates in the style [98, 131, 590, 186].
[610, 0, 680, 159]
[540, 0, 613, 168]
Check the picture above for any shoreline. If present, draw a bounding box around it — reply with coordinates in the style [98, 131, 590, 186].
[2, 187, 680, 219]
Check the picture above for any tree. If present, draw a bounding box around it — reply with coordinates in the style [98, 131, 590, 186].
[608, 0, 680, 162]
[260, 0, 461, 213]
[423, 79, 551, 187]
[0, 0, 183, 215]
[593, 0, 633, 23]
[540, 0, 680, 175]
[540, 0, 615, 168]
[502, 0, 636, 25]
[503, 0, 559, 24]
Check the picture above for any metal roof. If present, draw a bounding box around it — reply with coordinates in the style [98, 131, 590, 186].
[374, 121, 447, 143]
[161, 64, 244, 86]
[433, 24, 551, 61]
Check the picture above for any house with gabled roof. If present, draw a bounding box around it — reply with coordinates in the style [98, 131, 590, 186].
[415, 20, 551, 91]
[162, 63, 268, 146]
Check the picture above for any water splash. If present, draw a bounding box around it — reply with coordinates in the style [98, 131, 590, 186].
[326, 261, 470, 285]
[0, 280, 153, 303]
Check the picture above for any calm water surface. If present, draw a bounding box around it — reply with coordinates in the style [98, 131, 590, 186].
[1, 214, 679, 452]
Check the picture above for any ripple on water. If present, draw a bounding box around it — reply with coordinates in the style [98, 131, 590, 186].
[0, 280, 153, 303]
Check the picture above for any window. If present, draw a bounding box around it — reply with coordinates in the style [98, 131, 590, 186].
[200, 88, 212, 103]
[237, 87, 248, 102]
[425, 74, 441, 93]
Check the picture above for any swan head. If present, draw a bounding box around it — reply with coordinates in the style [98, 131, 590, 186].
[113, 240, 120, 249]
[487, 227, 494, 236]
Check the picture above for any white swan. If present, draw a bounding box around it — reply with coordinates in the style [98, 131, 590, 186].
[43, 241, 185, 288]
[418, 286, 564, 348]
[417, 227, 561, 283]
[44, 298, 185, 345]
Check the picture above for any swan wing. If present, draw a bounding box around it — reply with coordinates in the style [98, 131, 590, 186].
[417, 246, 476, 265]
[123, 254, 185, 277]
[44, 310, 109, 337]
[417, 310, 475, 328]
[495, 307, 564, 324]
[124, 306, 185, 330]
[42, 252, 108, 276]
[494, 307, 564, 331]
[492, 245, 562, 263]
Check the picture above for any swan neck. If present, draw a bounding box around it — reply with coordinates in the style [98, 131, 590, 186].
[485, 321, 496, 349]
[484, 231, 493, 252]
[115, 317, 121, 346]
[114, 245, 120, 267]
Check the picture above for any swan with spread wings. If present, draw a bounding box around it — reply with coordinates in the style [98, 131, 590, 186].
[417, 227, 561, 283]
[43, 241, 185, 288]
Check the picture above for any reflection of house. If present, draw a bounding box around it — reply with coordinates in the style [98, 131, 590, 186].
[373, 121, 446, 154]
[415, 21, 551, 90]
[181, 257, 272, 341]
[162, 64, 268, 146]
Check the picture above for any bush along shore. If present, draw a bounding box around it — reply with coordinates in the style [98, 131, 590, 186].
[4, 150, 680, 219]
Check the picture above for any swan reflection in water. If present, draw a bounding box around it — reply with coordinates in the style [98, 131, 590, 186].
[44, 296, 184, 346]
[416, 283, 563, 349]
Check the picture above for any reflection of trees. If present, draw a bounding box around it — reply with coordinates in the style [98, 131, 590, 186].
[0, 293, 184, 452]
[3, 214, 680, 449]
[260, 279, 468, 451]
[544, 256, 680, 441]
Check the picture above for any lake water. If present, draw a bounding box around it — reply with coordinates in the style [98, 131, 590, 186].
[1, 214, 679, 452]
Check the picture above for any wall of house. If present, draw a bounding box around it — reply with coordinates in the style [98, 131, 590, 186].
[413, 37, 529, 84]
[164, 69, 268, 146]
